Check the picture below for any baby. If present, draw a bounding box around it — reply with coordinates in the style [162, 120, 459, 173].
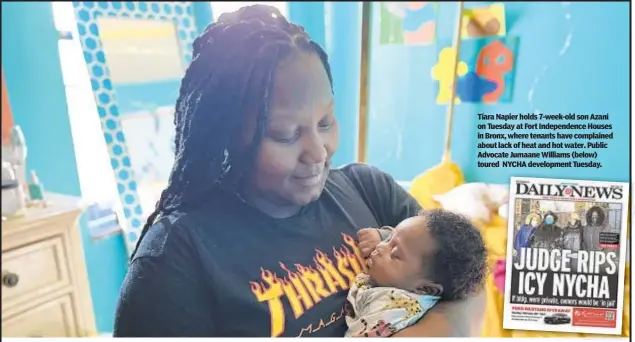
[345, 209, 488, 337]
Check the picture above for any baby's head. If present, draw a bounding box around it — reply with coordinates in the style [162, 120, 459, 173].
[366, 209, 487, 301]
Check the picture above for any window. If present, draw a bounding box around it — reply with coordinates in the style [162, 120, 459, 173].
[51, 3, 120, 207]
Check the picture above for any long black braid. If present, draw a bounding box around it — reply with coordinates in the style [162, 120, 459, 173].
[131, 5, 334, 258]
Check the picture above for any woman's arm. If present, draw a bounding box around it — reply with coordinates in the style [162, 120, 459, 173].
[341, 164, 421, 227]
[393, 290, 487, 337]
[115, 256, 217, 336]
[114, 220, 217, 337]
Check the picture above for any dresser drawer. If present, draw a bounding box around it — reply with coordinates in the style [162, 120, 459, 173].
[2, 294, 78, 337]
[1, 237, 71, 309]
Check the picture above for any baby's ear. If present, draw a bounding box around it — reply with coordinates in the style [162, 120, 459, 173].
[415, 280, 444, 296]
[378, 226, 393, 241]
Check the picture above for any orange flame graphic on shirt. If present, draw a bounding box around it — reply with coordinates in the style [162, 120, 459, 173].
[249, 233, 364, 337]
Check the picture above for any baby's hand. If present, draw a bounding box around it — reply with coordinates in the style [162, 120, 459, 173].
[358, 228, 382, 258]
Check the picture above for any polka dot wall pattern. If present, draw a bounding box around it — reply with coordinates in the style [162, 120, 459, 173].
[72, 2, 197, 255]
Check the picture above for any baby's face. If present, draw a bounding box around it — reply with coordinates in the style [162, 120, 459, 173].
[366, 215, 436, 292]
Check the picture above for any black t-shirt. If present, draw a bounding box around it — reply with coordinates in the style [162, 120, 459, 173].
[114, 163, 421, 337]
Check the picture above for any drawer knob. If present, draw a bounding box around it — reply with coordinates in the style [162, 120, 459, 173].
[2, 271, 19, 288]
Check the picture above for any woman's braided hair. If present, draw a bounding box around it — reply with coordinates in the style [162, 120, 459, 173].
[131, 5, 333, 258]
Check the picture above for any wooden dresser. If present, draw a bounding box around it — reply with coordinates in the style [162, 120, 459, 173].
[1, 193, 97, 337]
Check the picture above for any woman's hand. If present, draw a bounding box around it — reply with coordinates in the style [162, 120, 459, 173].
[392, 290, 487, 337]
[358, 228, 382, 258]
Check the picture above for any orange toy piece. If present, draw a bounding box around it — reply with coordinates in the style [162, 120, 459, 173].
[475, 40, 513, 104]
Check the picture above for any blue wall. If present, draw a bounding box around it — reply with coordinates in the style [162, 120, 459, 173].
[366, 2, 630, 184]
[1, 2, 128, 333]
[289, 2, 325, 48]
[289, 2, 361, 167]
[324, 3, 362, 167]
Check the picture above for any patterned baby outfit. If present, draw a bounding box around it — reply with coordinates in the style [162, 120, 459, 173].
[344, 273, 440, 337]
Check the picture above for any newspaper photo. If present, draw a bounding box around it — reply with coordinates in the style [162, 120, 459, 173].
[503, 177, 629, 335]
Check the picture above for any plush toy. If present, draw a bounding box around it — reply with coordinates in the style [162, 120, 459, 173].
[498, 203, 509, 220]
[432, 182, 509, 224]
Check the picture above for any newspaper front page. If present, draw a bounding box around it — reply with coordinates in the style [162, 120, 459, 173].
[503, 177, 629, 335]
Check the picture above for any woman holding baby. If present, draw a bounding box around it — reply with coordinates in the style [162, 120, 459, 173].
[114, 5, 485, 337]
